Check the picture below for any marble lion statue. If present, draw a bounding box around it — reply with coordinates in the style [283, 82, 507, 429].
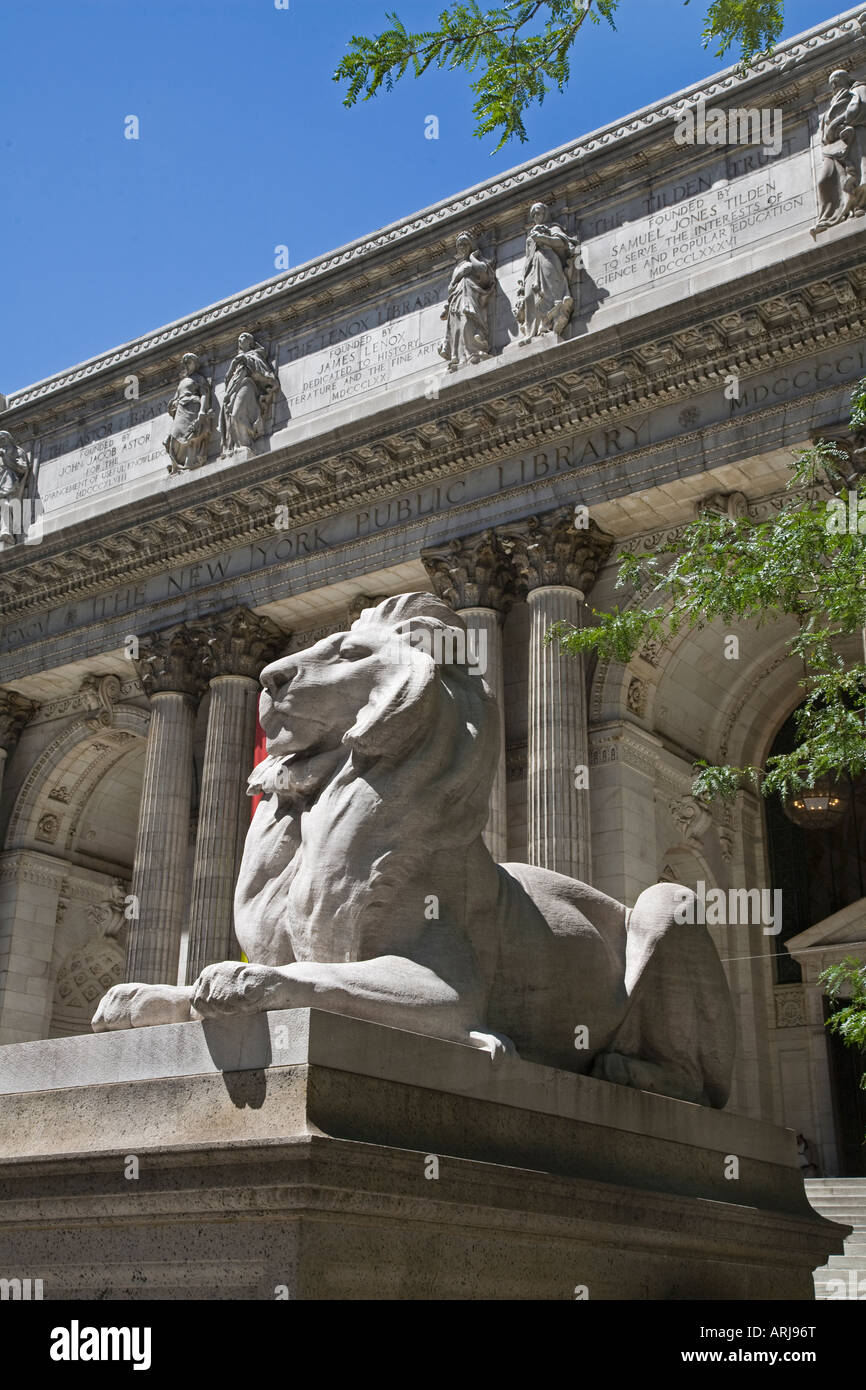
[94, 593, 735, 1107]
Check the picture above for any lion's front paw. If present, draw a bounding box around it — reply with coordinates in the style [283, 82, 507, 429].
[190, 961, 286, 1018]
[92, 983, 193, 1032]
[468, 1029, 517, 1063]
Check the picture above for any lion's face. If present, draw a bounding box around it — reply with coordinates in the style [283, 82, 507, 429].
[259, 625, 413, 756]
[259, 593, 491, 765]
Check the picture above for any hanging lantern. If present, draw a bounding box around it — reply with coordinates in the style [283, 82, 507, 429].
[782, 775, 851, 830]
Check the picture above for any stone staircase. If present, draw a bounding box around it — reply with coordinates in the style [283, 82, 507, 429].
[807, 1179, 866, 1299]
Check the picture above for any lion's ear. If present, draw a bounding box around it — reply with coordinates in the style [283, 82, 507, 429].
[343, 650, 438, 760]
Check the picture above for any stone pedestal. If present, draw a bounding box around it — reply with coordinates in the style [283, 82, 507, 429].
[0, 1011, 846, 1300]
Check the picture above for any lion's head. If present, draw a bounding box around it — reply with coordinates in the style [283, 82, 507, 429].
[258, 591, 494, 764]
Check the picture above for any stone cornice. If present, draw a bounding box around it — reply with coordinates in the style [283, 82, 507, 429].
[589, 721, 665, 779]
[0, 262, 864, 626]
[0, 849, 70, 889]
[4, 7, 865, 417]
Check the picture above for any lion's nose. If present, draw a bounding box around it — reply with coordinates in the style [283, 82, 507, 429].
[261, 661, 296, 697]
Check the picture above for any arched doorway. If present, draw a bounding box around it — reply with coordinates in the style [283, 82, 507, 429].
[765, 708, 866, 1175]
[765, 709, 866, 984]
[0, 709, 148, 1041]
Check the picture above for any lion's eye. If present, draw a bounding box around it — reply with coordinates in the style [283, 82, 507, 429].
[339, 643, 372, 661]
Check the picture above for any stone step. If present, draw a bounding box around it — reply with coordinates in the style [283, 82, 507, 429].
[805, 1199, 866, 1217]
[810, 1181, 866, 1299]
[806, 1184, 866, 1195]
[806, 1184, 866, 1192]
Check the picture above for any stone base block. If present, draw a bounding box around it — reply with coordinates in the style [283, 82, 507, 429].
[0, 1009, 848, 1299]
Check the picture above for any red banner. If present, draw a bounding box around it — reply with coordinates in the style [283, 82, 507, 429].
[251, 714, 268, 818]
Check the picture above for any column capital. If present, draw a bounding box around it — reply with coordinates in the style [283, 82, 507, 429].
[499, 506, 613, 595]
[0, 689, 37, 752]
[135, 623, 209, 701]
[421, 529, 517, 614]
[201, 607, 289, 681]
[347, 593, 391, 625]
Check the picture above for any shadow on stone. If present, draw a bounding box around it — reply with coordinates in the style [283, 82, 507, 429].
[219, 1066, 268, 1109]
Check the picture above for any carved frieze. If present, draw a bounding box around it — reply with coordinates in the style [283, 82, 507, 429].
[774, 984, 807, 1028]
[347, 594, 391, 625]
[669, 794, 713, 845]
[80, 674, 122, 728]
[627, 677, 647, 718]
[694, 490, 748, 520]
[86, 880, 130, 940]
[0, 270, 863, 629]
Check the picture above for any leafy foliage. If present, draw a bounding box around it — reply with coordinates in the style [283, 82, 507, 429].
[334, 1, 785, 150]
[820, 958, 866, 1091]
[552, 382, 866, 806]
[696, 0, 784, 61]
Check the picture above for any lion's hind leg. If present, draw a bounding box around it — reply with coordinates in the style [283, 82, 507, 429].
[590, 883, 735, 1108]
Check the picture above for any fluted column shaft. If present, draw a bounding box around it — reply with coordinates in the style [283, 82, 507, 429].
[527, 585, 591, 881]
[127, 690, 198, 983]
[421, 529, 517, 864]
[461, 607, 507, 861]
[185, 675, 260, 979]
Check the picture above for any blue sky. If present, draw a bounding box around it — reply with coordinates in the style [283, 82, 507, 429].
[1, 0, 840, 392]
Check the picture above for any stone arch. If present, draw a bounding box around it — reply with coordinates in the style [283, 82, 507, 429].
[5, 705, 149, 868]
[657, 843, 718, 892]
[0, 706, 150, 1042]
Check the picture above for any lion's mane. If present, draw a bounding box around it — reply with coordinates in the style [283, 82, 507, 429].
[235, 594, 500, 967]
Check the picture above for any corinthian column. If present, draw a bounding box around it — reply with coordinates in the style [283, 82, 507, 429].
[126, 624, 207, 984]
[0, 690, 36, 805]
[422, 530, 516, 861]
[502, 508, 612, 881]
[185, 608, 287, 981]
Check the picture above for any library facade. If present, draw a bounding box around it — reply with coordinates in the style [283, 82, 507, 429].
[2, 7, 865, 1177]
